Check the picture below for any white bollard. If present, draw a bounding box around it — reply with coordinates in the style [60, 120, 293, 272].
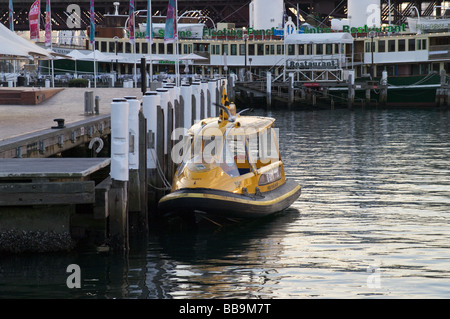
[125, 96, 140, 170]
[156, 88, 170, 154]
[191, 82, 201, 122]
[208, 80, 217, 118]
[142, 91, 160, 170]
[180, 84, 193, 128]
[200, 81, 209, 117]
[110, 98, 130, 181]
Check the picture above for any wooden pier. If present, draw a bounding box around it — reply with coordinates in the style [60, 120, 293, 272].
[0, 81, 227, 253]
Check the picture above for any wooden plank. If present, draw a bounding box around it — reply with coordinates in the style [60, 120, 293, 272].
[0, 181, 95, 206]
[0, 158, 111, 178]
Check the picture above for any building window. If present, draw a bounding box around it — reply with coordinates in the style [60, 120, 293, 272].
[398, 39, 405, 51]
[240, 44, 246, 55]
[316, 44, 323, 54]
[277, 45, 283, 55]
[326, 44, 332, 55]
[158, 43, 164, 54]
[257, 44, 264, 55]
[298, 44, 305, 55]
[222, 44, 228, 55]
[100, 41, 107, 52]
[231, 44, 237, 55]
[248, 44, 255, 55]
[378, 40, 385, 52]
[408, 39, 415, 51]
[417, 39, 427, 50]
[288, 44, 295, 55]
[125, 42, 132, 53]
[142, 42, 148, 54]
[388, 40, 396, 52]
[167, 44, 173, 54]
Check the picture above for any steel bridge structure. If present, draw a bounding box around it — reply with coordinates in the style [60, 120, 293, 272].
[0, 1, 447, 31]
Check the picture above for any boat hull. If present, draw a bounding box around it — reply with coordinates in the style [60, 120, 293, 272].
[158, 179, 301, 219]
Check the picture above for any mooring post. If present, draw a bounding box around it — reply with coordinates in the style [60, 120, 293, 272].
[109, 98, 130, 251]
[201, 81, 209, 118]
[156, 88, 170, 155]
[84, 91, 94, 115]
[180, 84, 193, 128]
[348, 74, 355, 109]
[142, 91, 160, 212]
[266, 71, 272, 108]
[124, 96, 145, 231]
[208, 80, 217, 118]
[191, 82, 201, 123]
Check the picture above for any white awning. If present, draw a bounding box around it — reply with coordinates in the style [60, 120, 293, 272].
[284, 32, 354, 44]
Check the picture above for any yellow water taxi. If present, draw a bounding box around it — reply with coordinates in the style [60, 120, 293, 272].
[158, 88, 301, 222]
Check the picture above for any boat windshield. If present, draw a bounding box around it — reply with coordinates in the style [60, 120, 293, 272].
[176, 126, 242, 178]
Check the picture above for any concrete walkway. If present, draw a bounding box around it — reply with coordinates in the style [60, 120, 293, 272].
[0, 87, 143, 141]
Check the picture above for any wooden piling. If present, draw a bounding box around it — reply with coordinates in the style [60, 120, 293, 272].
[108, 179, 129, 251]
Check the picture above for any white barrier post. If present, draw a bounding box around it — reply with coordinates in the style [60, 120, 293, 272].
[180, 84, 193, 128]
[200, 81, 209, 117]
[191, 82, 201, 122]
[142, 91, 160, 170]
[110, 98, 129, 181]
[156, 88, 170, 154]
[208, 80, 217, 118]
[125, 96, 140, 170]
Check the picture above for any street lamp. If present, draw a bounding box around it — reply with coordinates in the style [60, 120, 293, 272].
[369, 31, 376, 78]
[113, 36, 119, 81]
[243, 27, 248, 73]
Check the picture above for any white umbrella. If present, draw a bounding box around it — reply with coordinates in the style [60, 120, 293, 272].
[180, 53, 208, 61]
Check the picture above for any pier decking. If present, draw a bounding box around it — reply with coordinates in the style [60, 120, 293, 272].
[0, 87, 142, 158]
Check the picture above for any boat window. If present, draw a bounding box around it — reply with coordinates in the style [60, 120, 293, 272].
[408, 39, 415, 51]
[135, 43, 141, 54]
[240, 44, 246, 55]
[326, 44, 333, 55]
[248, 44, 255, 55]
[167, 44, 173, 54]
[142, 42, 148, 54]
[388, 40, 396, 52]
[298, 44, 305, 55]
[398, 39, 405, 52]
[378, 40, 385, 52]
[125, 42, 132, 53]
[222, 44, 229, 55]
[158, 43, 165, 54]
[277, 45, 283, 55]
[100, 41, 107, 52]
[257, 44, 264, 56]
[334, 44, 340, 54]
[316, 44, 323, 55]
[117, 41, 124, 53]
[231, 44, 237, 55]
[287, 44, 295, 55]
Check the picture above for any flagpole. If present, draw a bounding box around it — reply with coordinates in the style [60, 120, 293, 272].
[48, 0, 55, 88]
[175, 0, 179, 87]
[133, 10, 137, 88]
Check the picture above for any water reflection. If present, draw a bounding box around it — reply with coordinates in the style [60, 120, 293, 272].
[1, 108, 450, 299]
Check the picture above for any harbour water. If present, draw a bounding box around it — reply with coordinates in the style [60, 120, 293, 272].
[1, 107, 449, 299]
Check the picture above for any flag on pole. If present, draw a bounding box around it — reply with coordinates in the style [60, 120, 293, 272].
[9, 0, 14, 31]
[45, 0, 52, 47]
[29, 0, 40, 41]
[89, 0, 95, 44]
[145, 0, 153, 44]
[129, 0, 135, 44]
[164, 0, 177, 43]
